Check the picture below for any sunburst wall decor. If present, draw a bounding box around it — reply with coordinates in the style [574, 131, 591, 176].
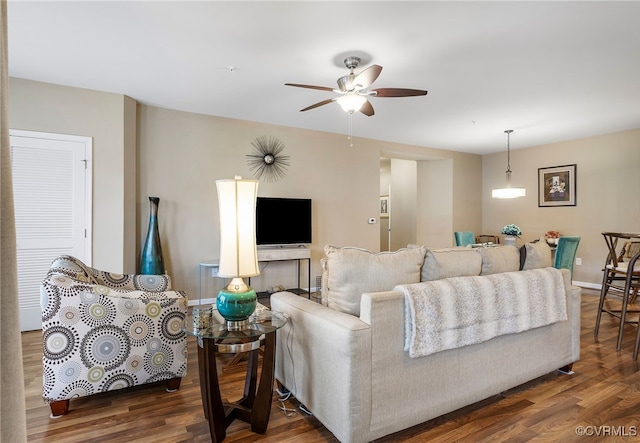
[246, 136, 290, 182]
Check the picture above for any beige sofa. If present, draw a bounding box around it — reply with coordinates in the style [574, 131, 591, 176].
[271, 243, 581, 443]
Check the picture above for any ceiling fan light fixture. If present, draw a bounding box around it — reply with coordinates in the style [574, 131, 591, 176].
[337, 94, 366, 113]
[492, 129, 526, 199]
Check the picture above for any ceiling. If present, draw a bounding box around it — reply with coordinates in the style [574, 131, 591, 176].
[6, 1, 640, 155]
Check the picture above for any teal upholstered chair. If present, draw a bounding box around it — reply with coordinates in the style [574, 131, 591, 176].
[454, 231, 475, 247]
[554, 236, 580, 278]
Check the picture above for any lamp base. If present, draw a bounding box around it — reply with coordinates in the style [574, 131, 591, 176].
[216, 284, 257, 327]
[225, 319, 250, 331]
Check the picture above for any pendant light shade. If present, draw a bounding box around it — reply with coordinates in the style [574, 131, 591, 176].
[492, 186, 526, 199]
[492, 130, 526, 199]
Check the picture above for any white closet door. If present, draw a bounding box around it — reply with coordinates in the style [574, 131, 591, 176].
[10, 130, 92, 331]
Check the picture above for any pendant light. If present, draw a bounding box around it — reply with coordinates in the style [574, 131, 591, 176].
[492, 129, 526, 199]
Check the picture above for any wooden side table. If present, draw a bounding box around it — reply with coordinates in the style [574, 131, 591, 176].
[183, 310, 288, 442]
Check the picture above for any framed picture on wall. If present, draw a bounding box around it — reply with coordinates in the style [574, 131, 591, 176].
[538, 164, 577, 207]
[380, 195, 389, 218]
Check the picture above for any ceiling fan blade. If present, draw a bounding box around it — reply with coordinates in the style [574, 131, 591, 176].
[285, 83, 335, 92]
[299, 98, 336, 112]
[359, 99, 375, 117]
[353, 64, 382, 89]
[370, 88, 428, 97]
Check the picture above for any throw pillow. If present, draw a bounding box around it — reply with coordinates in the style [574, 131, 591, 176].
[477, 245, 521, 275]
[421, 247, 482, 281]
[521, 241, 553, 270]
[323, 244, 426, 316]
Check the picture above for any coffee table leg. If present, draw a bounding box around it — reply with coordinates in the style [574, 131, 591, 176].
[197, 338, 209, 419]
[243, 348, 259, 405]
[199, 337, 227, 442]
[250, 332, 276, 433]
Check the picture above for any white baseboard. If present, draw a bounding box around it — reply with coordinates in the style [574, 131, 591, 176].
[573, 280, 601, 290]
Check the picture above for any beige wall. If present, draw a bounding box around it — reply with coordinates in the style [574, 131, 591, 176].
[453, 152, 483, 236]
[9, 77, 482, 303]
[10, 77, 640, 299]
[380, 158, 391, 250]
[8, 78, 136, 271]
[123, 96, 137, 272]
[417, 158, 453, 248]
[389, 158, 417, 251]
[482, 128, 640, 286]
[136, 105, 481, 300]
[136, 105, 380, 298]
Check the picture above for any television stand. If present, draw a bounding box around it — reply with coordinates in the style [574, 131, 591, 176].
[255, 246, 311, 299]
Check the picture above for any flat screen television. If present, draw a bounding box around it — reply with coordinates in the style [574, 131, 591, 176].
[256, 197, 312, 246]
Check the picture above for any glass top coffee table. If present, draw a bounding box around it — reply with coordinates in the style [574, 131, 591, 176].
[183, 309, 288, 442]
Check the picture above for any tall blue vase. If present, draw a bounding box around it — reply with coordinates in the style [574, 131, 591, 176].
[140, 196, 165, 275]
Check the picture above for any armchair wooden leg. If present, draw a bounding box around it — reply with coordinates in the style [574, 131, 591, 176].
[49, 400, 69, 418]
[166, 377, 182, 392]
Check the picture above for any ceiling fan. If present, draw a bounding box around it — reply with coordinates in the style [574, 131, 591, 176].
[285, 56, 428, 116]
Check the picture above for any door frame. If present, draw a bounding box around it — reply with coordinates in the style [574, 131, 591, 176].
[11, 129, 93, 331]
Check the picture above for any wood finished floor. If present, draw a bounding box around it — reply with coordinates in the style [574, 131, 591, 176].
[23, 288, 640, 443]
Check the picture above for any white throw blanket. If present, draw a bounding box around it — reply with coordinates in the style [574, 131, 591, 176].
[396, 267, 567, 358]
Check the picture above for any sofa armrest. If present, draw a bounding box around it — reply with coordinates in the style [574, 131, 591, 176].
[270, 291, 372, 443]
[560, 268, 581, 362]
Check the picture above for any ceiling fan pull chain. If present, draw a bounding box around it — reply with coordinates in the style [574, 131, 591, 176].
[348, 113, 354, 147]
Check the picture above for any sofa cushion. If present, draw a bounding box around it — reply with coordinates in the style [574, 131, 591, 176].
[477, 245, 521, 275]
[421, 247, 482, 281]
[323, 245, 426, 316]
[520, 241, 553, 270]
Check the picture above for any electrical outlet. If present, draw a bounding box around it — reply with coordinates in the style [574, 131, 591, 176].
[575, 258, 582, 266]
[368, 218, 376, 224]
[211, 267, 218, 277]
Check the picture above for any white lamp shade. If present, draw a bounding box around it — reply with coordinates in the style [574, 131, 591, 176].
[492, 187, 526, 198]
[216, 177, 260, 278]
[337, 94, 367, 113]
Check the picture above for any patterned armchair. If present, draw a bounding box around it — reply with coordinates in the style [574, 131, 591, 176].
[41, 255, 188, 417]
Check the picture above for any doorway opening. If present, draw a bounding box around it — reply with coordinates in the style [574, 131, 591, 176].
[380, 155, 453, 252]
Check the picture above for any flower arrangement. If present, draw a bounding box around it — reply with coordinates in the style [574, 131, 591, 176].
[501, 224, 522, 238]
[545, 230, 561, 245]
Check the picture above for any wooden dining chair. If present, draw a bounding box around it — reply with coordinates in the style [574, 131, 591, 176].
[594, 233, 640, 352]
[618, 241, 640, 304]
[475, 234, 500, 245]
